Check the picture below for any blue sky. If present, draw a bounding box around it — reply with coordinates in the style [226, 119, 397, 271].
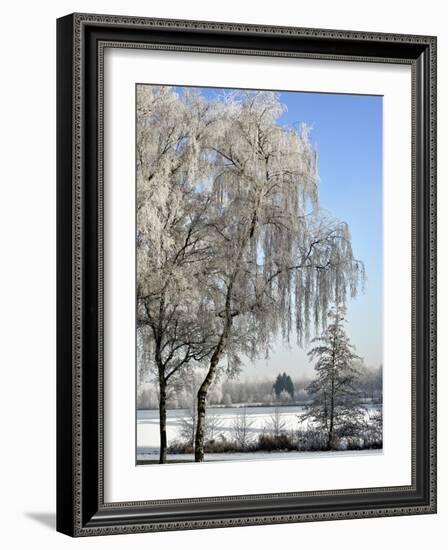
[176, 86, 383, 375]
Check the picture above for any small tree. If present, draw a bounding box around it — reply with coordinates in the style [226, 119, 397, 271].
[266, 406, 287, 438]
[232, 407, 255, 450]
[284, 376, 295, 399]
[273, 373, 295, 399]
[178, 408, 223, 449]
[303, 306, 364, 449]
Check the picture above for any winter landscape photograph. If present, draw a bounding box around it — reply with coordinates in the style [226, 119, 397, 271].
[136, 84, 383, 464]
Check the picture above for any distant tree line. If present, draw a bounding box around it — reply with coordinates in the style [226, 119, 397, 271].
[357, 364, 382, 404]
[137, 366, 381, 410]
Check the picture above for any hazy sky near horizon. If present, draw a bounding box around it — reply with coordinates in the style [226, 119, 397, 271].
[175, 86, 383, 379]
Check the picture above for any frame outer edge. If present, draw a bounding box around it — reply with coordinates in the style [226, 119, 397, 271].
[59, 13, 437, 536]
[56, 13, 76, 537]
[72, 11, 436, 44]
[428, 35, 437, 514]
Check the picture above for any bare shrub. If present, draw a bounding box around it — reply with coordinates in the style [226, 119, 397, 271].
[232, 408, 254, 449]
[265, 406, 287, 438]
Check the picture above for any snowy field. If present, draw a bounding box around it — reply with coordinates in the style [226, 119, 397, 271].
[137, 404, 380, 462]
[137, 448, 381, 463]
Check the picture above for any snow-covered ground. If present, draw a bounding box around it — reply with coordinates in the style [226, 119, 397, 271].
[137, 404, 380, 461]
[137, 449, 382, 463]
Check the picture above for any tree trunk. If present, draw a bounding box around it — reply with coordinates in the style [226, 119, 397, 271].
[327, 407, 334, 450]
[194, 351, 221, 462]
[158, 374, 168, 464]
[155, 327, 167, 464]
[328, 382, 335, 450]
[194, 313, 231, 461]
[328, 347, 336, 450]
[194, 214, 256, 461]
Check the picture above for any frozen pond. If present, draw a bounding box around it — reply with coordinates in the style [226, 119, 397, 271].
[137, 404, 380, 461]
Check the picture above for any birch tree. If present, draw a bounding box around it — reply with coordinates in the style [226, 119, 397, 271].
[303, 306, 364, 449]
[192, 91, 364, 461]
[136, 86, 219, 462]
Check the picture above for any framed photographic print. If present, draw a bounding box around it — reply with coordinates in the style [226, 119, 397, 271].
[56, 13, 437, 536]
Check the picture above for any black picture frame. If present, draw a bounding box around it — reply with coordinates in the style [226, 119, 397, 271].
[56, 13, 437, 537]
